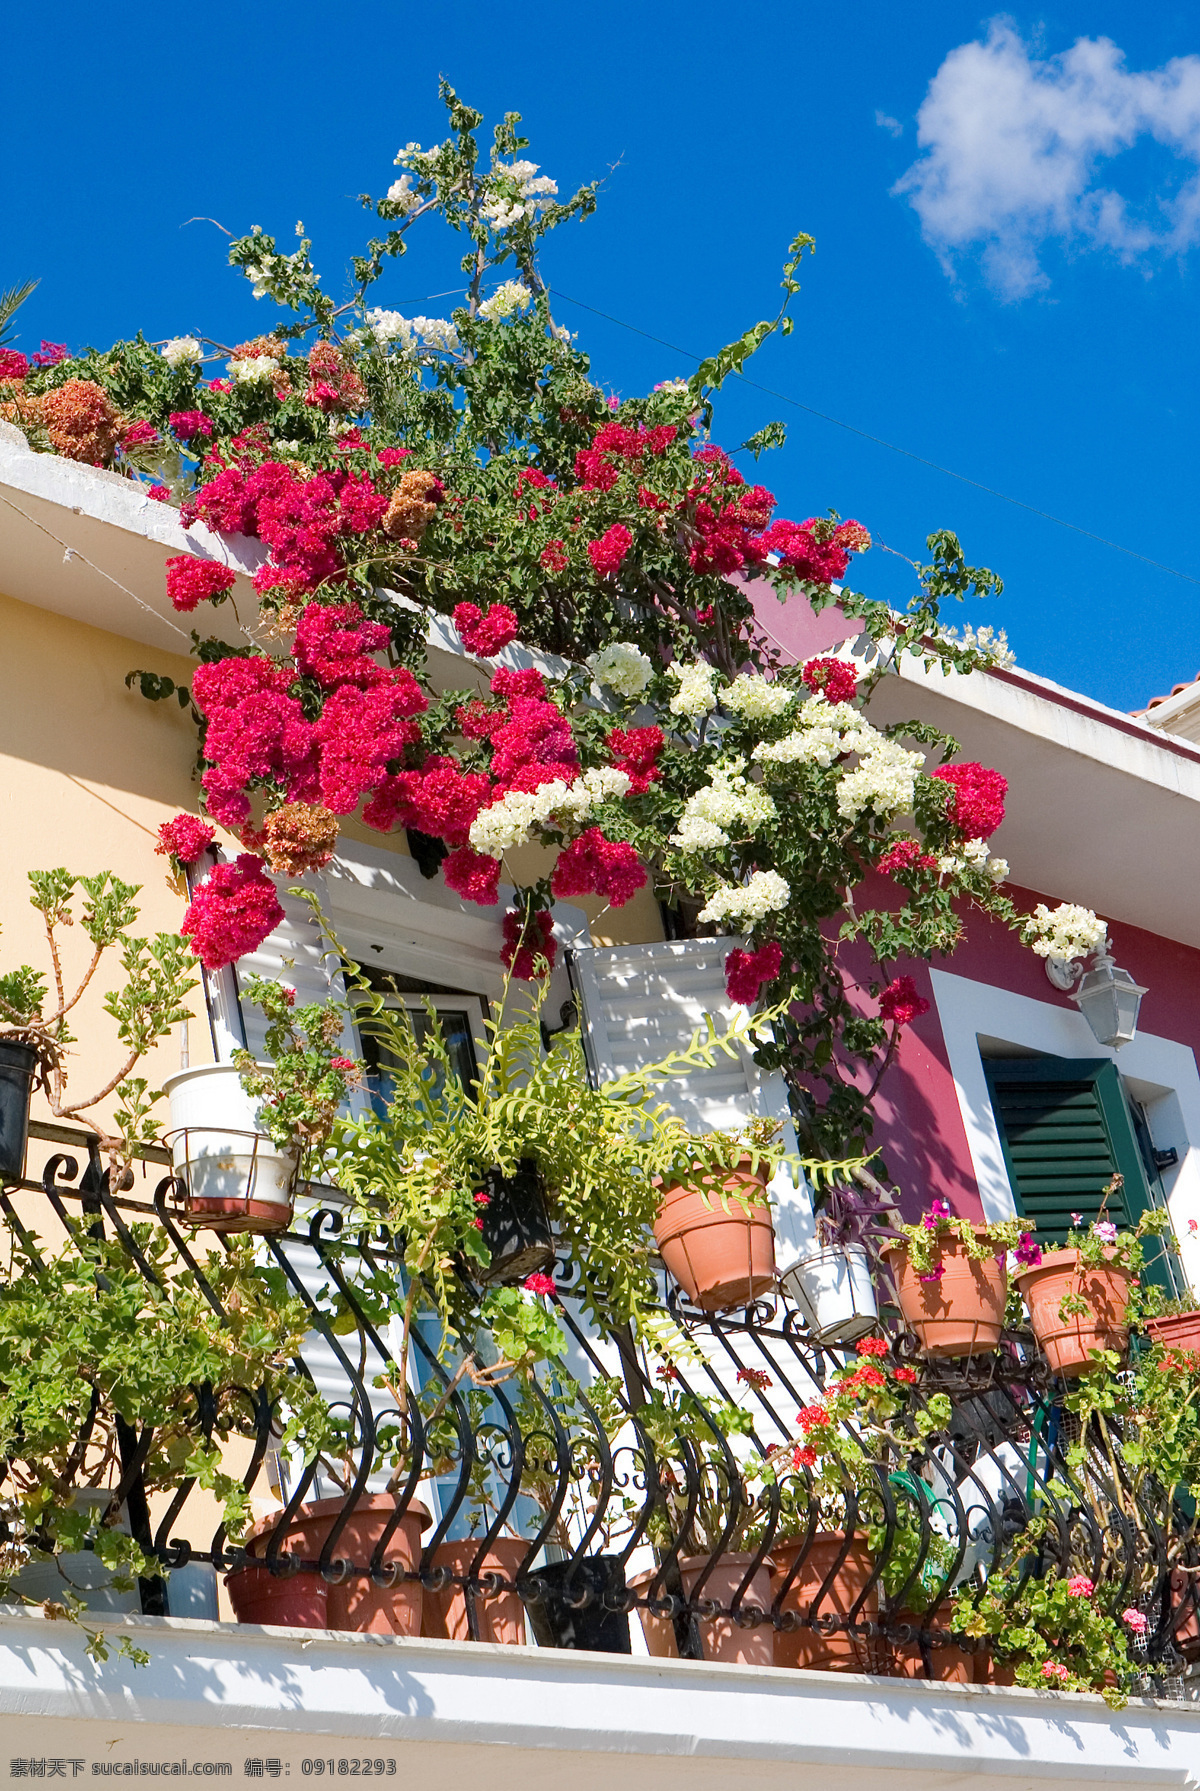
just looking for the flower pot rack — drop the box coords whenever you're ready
[3,1122,1196,1689]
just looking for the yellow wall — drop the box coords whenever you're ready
[0,584,662,1144]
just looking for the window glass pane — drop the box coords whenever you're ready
[361,1002,478,1114]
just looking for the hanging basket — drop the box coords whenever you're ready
[884,1227,1007,1359]
[0,1040,39,1185]
[653,1157,776,1313]
[476,1160,555,1285]
[1016,1248,1132,1377]
[163,1064,299,1235]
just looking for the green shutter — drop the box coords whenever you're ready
[984,1056,1175,1290]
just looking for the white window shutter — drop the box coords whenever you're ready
[569,938,817,1277]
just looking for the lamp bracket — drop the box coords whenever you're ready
[1045,955,1084,992]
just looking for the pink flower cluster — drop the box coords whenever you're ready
[165,555,237,613]
[685,447,775,576]
[488,666,579,789]
[930,762,1007,839]
[753,516,869,584]
[180,854,285,970]
[155,813,216,864]
[121,420,158,449]
[587,523,632,578]
[550,828,646,907]
[502,908,557,980]
[191,602,426,828]
[605,726,663,794]
[802,656,858,703]
[442,844,502,906]
[452,602,520,656]
[879,975,929,1027]
[0,349,28,382]
[364,756,491,844]
[169,410,214,441]
[877,837,938,878]
[724,941,783,1004]
[182,460,390,596]
[31,342,69,367]
[303,342,367,414]
[574,420,678,491]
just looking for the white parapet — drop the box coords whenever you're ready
[0,1608,1194,1791]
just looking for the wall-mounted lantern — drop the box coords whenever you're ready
[1045,935,1147,1049]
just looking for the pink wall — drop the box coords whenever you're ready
[741,577,1200,1218]
[867,888,1200,1222]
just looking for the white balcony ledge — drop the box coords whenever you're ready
[0,1608,1195,1791]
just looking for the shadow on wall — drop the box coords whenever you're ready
[0,587,201,811]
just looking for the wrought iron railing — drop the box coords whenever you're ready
[1,1126,1197,1689]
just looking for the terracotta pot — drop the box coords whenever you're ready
[1144,1311,1200,1355]
[884,1228,1007,1359]
[242,1495,431,1635]
[421,1537,529,1644]
[972,1652,1016,1686]
[770,1532,882,1673]
[1016,1249,1132,1377]
[630,1554,774,1665]
[1170,1566,1200,1662]
[886,1603,970,1681]
[225,1561,328,1629]
[653,1161,775,1313]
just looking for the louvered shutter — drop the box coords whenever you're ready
[984,1057,1171,1284]
[569,938,817,1276]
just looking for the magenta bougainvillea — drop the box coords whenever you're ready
[878,976,930,1027]
[801,655,859,704]
[502,908,557,981]
[930,762,1008,839]
[155,814,216,865]
[724,941,783,1005]
[452,602,520,657]
[164,555,237,613]
[549,828,646,907]
[180,854,285,969]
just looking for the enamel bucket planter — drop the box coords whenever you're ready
[162,1063,299,1235]
[784,1244,878,1344]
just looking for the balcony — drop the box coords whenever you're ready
[0,1125,1197,1788]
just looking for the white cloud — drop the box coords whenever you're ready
[895,20,1200,297]
[875,110,903,138]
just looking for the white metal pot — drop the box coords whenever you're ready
[162,1063,299,1234]
[13,1489,140,1615]
[783,1244,878,1343]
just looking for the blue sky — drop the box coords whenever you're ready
[6,2,1200,712]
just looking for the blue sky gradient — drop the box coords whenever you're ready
[5,2,1200,711]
